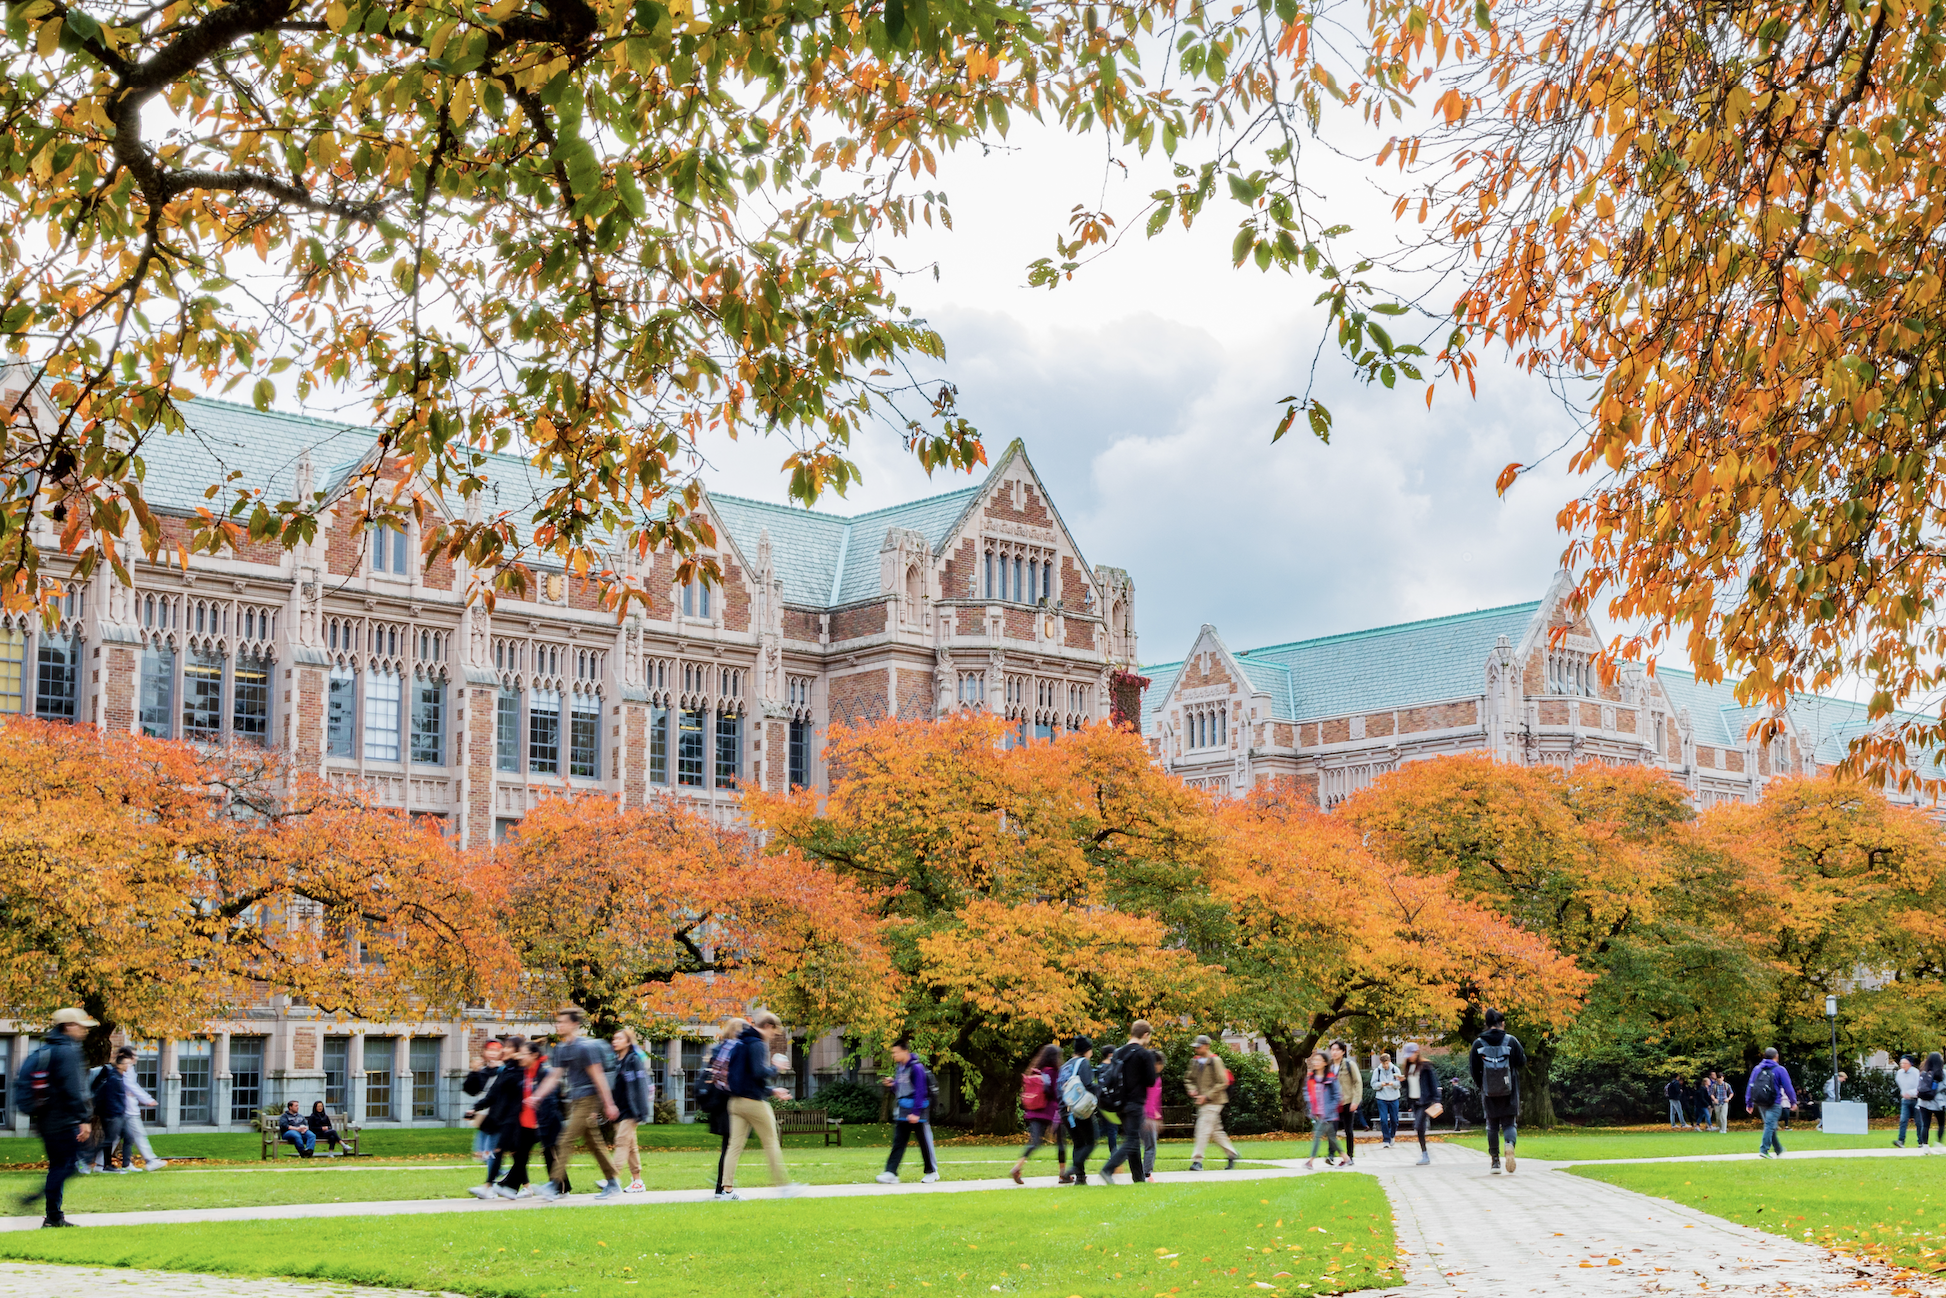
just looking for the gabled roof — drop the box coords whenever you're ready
[709,485,982,608]
[1646,669,1748,749]
[135,398,375,515]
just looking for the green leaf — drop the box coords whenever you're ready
[252,379,275,412]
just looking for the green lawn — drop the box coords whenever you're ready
[4,1138,1295,1216]
[0,1174,1401,1296]
[1572,1158,1946,1274]
[1451,1128,1893,1163]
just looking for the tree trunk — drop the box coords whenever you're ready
[969,1058,1024,1136]
[1265,1034,1309,1132]
[1518,1037,1557,1129]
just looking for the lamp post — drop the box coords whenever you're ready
[1826,994,1839,1105]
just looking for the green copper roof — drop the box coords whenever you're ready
[710,485,982,609]
[134,398,377,515]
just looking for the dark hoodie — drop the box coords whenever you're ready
[726,1025,775,1100]
[1468,1027,1527,1120]
[34,1031,89,1132]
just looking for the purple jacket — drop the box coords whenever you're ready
[1745,1060,1797,1110]
[893,1055,931,1120]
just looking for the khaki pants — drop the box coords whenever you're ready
[724,1097,789,1188]
[552,1096,618,1186]
[1192,1102,1238,1162]
[613,1118,642,1179]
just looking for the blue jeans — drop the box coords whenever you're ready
[1377,1098,1400,1142]
[1759,1104,1785,1154]
[1668,1100,1687,1127]
[281,1129,316,1155]
[1900,1097,1918,1143]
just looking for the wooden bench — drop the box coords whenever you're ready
[1159,1104,1198,1138]
[774,1107,843,1146]
[259,1111,361,1159]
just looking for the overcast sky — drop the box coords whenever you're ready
[698,114,1596,670]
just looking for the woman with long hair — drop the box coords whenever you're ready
[1919,1052,1946,1147]
[1008,1042,1067,1184]
[610,1026,654,1193]
[490,1038,549,1199]
[704,1018,748,1199]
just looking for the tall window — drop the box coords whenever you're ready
[649,705,669,784]
[232,652,270,744]
[229,1036,266,1121]
[677,708,705,786]
[133,1042,159,1120]
[363,668,401,760]
[0,628,23,714]
[984,553,994,600]
[495,689,520,772]
[139,647,175,738]
[327,666,357,756]
[789,719,810,789]
[409,1039,440,1118]
[715,711,741,789]
[1013,556,1023,602]
[34,632,77,721]
[181,648,224,742]
[363,1037,394,1120]
[682,581,711,618]
[410,679,445,765]
[1026,561,1037,605]
[178,1038,213,1124]
[323,1037,349,1110]
[529,689,560,775]
[569,696,599,779]
[371,523,409,575]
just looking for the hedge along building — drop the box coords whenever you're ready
[0,380,1138,1131]
[1142,570,1936,811]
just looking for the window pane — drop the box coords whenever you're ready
[0,628,25,715]
[232,653,270,745]
[649,705,669,785]
[133,1042,159,1121]
[682,583,693,617]
[327,666,357,756]
[569,697,599,779]
[411,679,445,765]
[1013,557,1022,602]
[528,689,560,775]
[364,1037,394,1120]
[179,1038,213,1124]
[371,525,387,573]
[495,689,520,772]
[393,526,408,574]
[323,1037,349,1110]
[182,648,224,742]
[789,719,809,789]
[34,632,77,721]
[229,1036,266,1121]
[677,708,705,786]
[409,1039,440,1118]
[139,647,175,739]
[715,711,741,789]
[984,554,992,600]
[363,669,401,761]
[700,584,711,617]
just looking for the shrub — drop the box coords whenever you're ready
[652,1099,679,1125]
[801,1079,884,1125]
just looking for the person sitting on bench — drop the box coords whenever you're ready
[278,1101,316,1157]
[307,1102,342,1154]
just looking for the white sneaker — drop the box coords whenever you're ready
[515,1186,538,1198]
[625,1179,645,1193]
[1505,1153,1517,1174]
[535,1184,562,1201]
[594,1181,623,1200]
[713,1190,741,1201]
[148,1159,168,1170]
[921,1172,940,1184]
[493,1186,519,1200]
[468,1185,496,1200]
[874,1172,900,1185]
[1415,1153,1431,1166]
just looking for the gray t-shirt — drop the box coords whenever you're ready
[552,1038,608,1102]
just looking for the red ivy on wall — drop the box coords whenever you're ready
[1108,668,1151,731]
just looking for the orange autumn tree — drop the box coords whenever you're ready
[747,713,1228,1133]
[1338,754,1764,1124]
[1697,776,1946,1068]
[472,795,899,1041]
[1211,783,1589,1128]
[0,717,511,1062]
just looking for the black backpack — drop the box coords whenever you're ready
[1478,1039,1514,1098]
[11,1045,51,1119]
[1750,1064,1779,1106]
[1095,1044,1132,1111]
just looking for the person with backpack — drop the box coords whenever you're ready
[1399,1042,1442,1166]
[699,1017,746,1199]
[1140,1045,1165,1178]
[1371,1052,1402,1149]
[529,1007,623,1201]
[86,1052,128,1173]
[1916,1052,1946,1148]
[1097,1021,1159,1185]
[1746,1046,1799,1158]
[14,1008,95,1228]
[466,1044,525,1197]
[718,1010,797,1198]
[491,1038,550,1198]
[1329,1040,1363,1166]
[609,1027,655,1193]
[1059,1036,1102,1185]
[875,1039,940,1184]
[1185,1035,1239,1172]
[461,1037,506,1176]
[1664,1076,1689,1128]
[1008,1043,1067,1184]
[1468,1009,1527,1175]
[1302,1052,1341,1169]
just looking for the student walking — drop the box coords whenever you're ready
[718,1011,796,1199]
[85,1053,128,1173]
[530,1008,623,1201]
[1665,1076,1690,1128]
[1302,1053,1341,1169]
[1329,1041,1363,1166]
[610,1028,655,1193]
[1747,1047,1799,1158]
[1707,1072,1731,1133]
[1399,1043,1443,1166]
[1918,1052,1946,1148]
[875,1040,940,1184]
[14,1008,95,1228]
[1895,1056,1923,1147]
[1098,1021,1159,1185]
[700,1018,746,1199]
[1185,1036,1240,1171]
[1468,1009,1526,1175]
[466,1045,525,1197]
[462,1037,506,1175]
[1060,1037,1102,1185]
[1009,1043,1068,1184]
[1372,1053,1402,1149]
[108,1049,164,1171]
[1140,1046,1164,1178]
[492,1038,550,1198]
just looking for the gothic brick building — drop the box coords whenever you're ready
[0,384,1136,1131]
[1142,570,1923,811]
